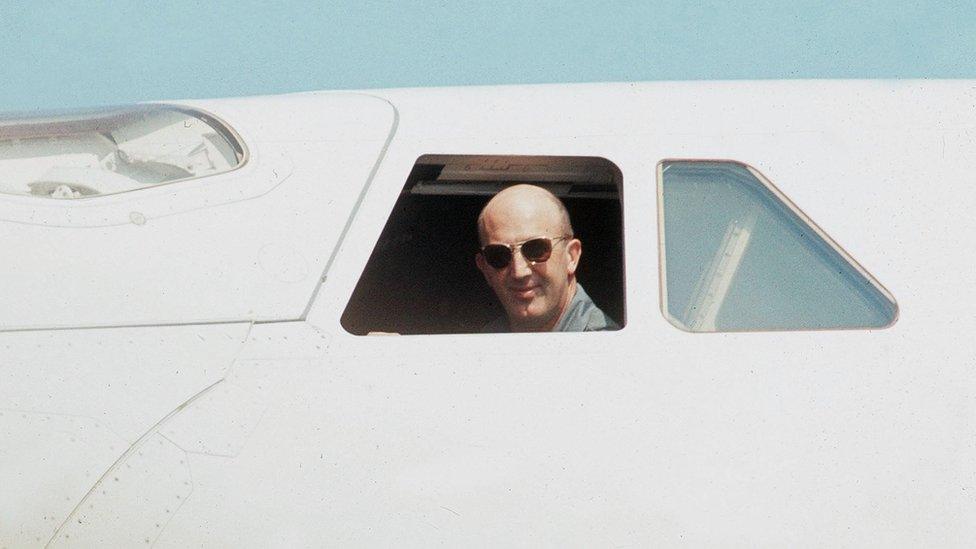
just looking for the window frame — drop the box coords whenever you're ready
[656,158,899,333]
[0,103,248,201]
[340,153,628,336]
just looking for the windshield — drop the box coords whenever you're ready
[0,105,244,199]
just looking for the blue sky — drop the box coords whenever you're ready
[1,1,972,111]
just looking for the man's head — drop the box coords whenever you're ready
[476,184,582,332]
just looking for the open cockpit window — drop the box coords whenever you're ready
[0,105,244,199]
[658,160,897,332]
[342,155,625,335]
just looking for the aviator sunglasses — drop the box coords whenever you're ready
[480,236,572,270]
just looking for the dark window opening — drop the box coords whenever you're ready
[342,154,625,335]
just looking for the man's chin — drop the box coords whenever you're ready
[505,302,551,328]
[507,301,539,319]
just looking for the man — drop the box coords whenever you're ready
[475,184,618,332]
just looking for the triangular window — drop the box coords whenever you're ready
[658,161,896,332]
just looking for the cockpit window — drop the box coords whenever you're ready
[342,155,625,335]
[658,160,897,332]
[0,105,244,199]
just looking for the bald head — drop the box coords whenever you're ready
[477,184,573,246]
[475,184,582,332]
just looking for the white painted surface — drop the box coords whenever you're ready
[1,413,125,546]
[1,81,974,546]
[0,323,249,547]
[0,93,396,330]
[49,433,193,548]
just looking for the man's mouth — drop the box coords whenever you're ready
[509,285,538,300]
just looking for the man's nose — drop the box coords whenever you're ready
[510,248,533,278]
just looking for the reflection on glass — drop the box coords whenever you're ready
[660,161,896,332]
[0,105,243,199]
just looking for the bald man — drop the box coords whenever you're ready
[475,184,618,332]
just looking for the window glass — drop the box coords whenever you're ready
[659,161,896,332]
[0,105,244,199]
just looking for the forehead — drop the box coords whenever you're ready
[482,197,560,243]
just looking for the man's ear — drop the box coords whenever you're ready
[566,239,582,275]
[475,252,490,280]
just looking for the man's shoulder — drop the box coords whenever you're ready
[581,306,620,332]
[557,284,619,332]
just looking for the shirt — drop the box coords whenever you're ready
[482,283,619,332]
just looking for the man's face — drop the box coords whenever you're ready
[476,196,581,332]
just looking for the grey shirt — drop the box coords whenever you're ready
[483,283,619,332]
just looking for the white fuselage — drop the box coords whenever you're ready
[1,81,974,547]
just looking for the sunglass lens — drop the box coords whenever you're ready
[483,245,512,269]
[521,238,553,262]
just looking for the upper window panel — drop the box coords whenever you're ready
[658,161,897,332]
[0,105,244,199]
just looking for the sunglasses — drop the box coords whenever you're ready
[480,236,572,270]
